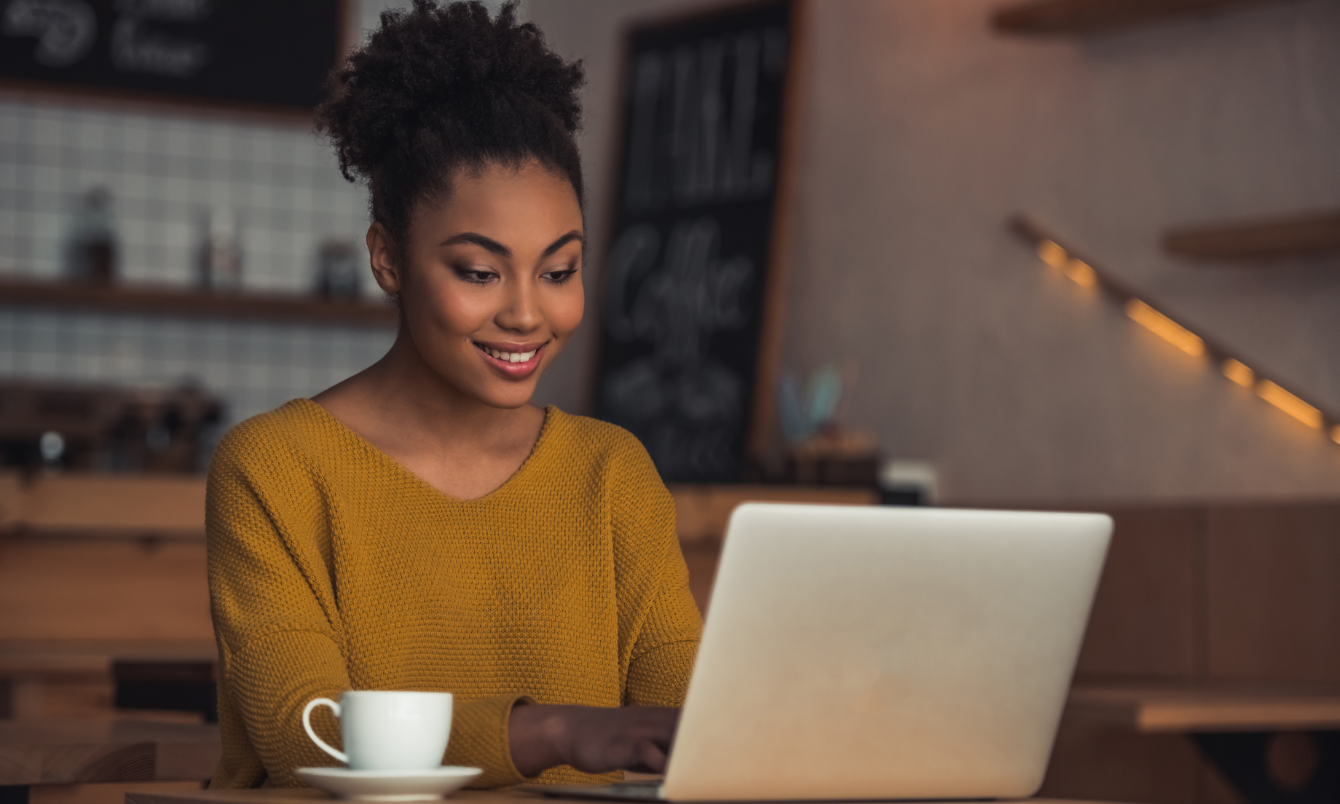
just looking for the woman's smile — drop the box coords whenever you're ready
[474,339,548,378]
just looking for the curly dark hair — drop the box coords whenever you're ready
[315,0,585,264]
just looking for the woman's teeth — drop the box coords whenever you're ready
[482,346,537,363]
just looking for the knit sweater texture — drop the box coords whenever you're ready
[206,400,702,790]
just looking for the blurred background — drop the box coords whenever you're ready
[0,0,1336,499]
[1,1,1339,802]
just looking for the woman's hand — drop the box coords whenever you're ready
[508,704,680,778]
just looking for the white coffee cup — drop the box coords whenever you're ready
[302,690,453,771]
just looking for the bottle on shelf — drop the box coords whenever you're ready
[66,186,118,285]
[315,238,361,301]
[198,206,243,292]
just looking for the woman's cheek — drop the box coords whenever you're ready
[431,287,493,336]
[551,282,585,338]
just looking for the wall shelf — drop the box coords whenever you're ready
[990,0,1296,35]
[0,277,397,329]
[1165,211,1340,261]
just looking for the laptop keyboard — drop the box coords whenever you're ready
[600,780,665,799]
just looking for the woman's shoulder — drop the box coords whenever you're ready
[543,407,652,465]
[210,399,342,477]
[538,408,668,500]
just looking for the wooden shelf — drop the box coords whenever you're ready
[0,277,397,328]
[1165,210,1340,260]
[991,0,1296,35]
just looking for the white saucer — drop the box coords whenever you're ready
[296,766,483,801]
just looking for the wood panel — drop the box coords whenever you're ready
[0,471,22,528]
[1206,503,1340,683]
[31,781,207,804]
[669,484,876,544]
[0,540,212,641]
[1073,508,1206,680]
[17,476,206,538]
[0,721,218,786]
[1039,715,1205,804]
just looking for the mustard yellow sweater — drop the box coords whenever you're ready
[206,400,702,789]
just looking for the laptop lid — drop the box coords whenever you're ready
[662,504,1112,802]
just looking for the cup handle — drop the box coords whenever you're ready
[302,697,348,764]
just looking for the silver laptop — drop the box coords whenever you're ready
[537,503,1112,801]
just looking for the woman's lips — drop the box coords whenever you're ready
[474,341,546,378]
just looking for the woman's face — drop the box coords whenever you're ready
[369,160,585,410]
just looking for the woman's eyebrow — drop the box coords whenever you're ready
[440,232,510,257]
[439,230,583,259]
[542,230,584,258]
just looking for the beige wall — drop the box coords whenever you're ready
[528,0,1340,503]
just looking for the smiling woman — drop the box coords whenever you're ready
[203,0,701,793]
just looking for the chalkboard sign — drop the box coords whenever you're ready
[0,0,341,112]
[594,0,799,483]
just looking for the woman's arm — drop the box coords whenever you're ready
[207,430,532,789]
[501,432,703,778]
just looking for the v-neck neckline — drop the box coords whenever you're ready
[296,398,558,505]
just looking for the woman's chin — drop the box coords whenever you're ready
[472,380,542,411]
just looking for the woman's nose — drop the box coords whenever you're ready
[496,281,543,333]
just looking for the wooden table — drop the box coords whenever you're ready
[125,787,1122,804]
[0,719,219,804]
[1068,683,1340,804]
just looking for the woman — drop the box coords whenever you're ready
[206,1,701,790]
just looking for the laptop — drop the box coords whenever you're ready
[536,503,1112,801]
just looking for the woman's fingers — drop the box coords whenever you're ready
[634,737,668,773]
[510,704,681,776]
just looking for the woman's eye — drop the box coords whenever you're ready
[453,266,497,284]
[545,268,578,284]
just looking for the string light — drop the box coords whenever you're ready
[1038,239,1067,269]
[1256,381,1323,430]
[1124,299,1205,357]
[1064,259,1097,288]
[1014,216,1339,446]
[1222,359,1255,387]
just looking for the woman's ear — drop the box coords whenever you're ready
[366,222,402,295]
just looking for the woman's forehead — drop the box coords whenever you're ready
[416,162,583,250]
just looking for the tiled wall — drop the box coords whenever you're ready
[0,307,394,433]
[0,0,445,435]
[0,102,372,290]
[0,96,394,429]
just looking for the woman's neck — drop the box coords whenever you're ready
[311,331,547,500]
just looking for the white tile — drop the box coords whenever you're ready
[31,163,59,193]
[162,175,190,206]
[32,116,59,148]
[121,171,149,203]
[291,184,315,216]
[0,112,18,146]
[164,121,191,158]
[122,117,151,156]
[75,118,107,151]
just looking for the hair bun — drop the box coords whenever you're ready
[317,0,584,185]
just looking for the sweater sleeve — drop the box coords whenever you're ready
[606,435,703,708]
[206,427,530,790]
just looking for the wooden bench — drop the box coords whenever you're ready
[0,473,211,720]
[1035,501,1340,804]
